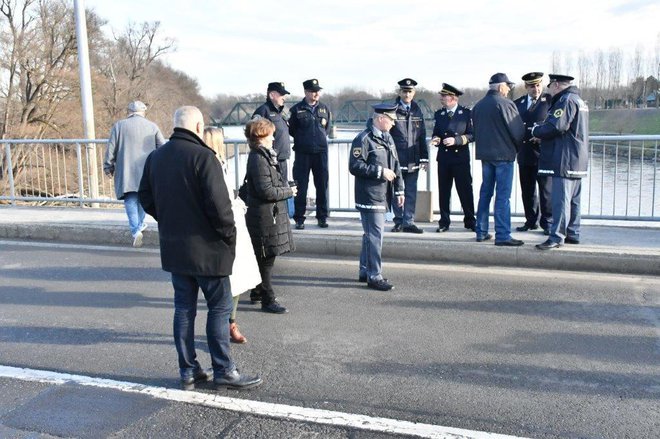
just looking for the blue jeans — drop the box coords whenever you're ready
[392,171,418,226]
[123,192,145,236]
[171,273,234,380]
[359,210,385,282]
[476,161,514,242]
[549,177,582,243]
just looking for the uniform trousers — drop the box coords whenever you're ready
[358,210,385,282]
[292,152,328,223]
[392,171,418,226]
[437,161,475,228]
[549,177,581,243]
[518,165,553,230]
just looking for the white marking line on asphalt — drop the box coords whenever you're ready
[0,365,525,439]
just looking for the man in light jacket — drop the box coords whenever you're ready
[471,73,526,246]
[104,101,165,247]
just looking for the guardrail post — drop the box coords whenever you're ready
[4,142,15,205]
[75,142,85,208]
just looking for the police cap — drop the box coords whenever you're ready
[302,78,322,92]
[439,83,463,96]
[521,72,544,85]
[548,73,574,84]
[372,103,398,121]
[398,78,417,90]
[267,82,290,95]
[489,72,515,87]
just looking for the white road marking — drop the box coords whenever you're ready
[0,365,525,439]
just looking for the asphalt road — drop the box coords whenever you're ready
[1,241,659,438]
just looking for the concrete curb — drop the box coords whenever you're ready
[1,222,658,276]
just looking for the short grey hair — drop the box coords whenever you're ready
[489,83,503,91]
[173,106,203,131]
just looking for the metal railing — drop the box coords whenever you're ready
[1,135,659,221]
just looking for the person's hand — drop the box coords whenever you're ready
[530,137,541,143]
[442,137,456,146]
[430,137,441,147]
[382,168,396,181]
[290,186,298,197]
[397,195,404,207]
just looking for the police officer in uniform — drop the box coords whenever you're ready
[514,72,552,233]
[289,79,333,229]
[531,74,589,250]
[252,82,291,180]
[390,78,427,233]
[349,104,404,291]
[430,83,475,232]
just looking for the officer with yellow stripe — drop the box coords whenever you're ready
[430,83,475,232]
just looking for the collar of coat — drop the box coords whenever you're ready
[171,127,207,146]
[266,99,284,114]
[252,145,278,165]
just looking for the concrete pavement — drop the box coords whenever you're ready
[1,205,659,275]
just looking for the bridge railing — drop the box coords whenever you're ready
[1,135,658,221]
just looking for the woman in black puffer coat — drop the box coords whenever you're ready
[244,118,296,314]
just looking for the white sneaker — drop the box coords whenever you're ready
[132,231,143,248]
[139,223,148,233]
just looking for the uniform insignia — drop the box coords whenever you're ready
[441,111,446,115]
[458,110,463,115]
[319,108,326,114]
[541,97,547,102]
[313,79,318,84]
[352,147,361,158]
[553,109,564,118]
[321,118,327,127]
[406,79,411,85]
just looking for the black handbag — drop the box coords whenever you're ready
[237,175,249,202]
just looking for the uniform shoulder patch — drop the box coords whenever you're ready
[553,109,564,118]
[352,147,362,158]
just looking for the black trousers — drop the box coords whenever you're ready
[278,159,289,182]
[437,161,475,228]
[256,255,276,304]
[519,165,552,230]
[292,152,328,223]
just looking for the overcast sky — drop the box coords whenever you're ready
[84,0,660,98]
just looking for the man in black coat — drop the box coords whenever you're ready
[139,106,261,391]
[252,82,291,180]
[514,72,552,233]
[431,83,475,233]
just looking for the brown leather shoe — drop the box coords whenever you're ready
[230,322,247,344]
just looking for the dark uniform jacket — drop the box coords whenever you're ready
[252,100,291,161]
[432,105,474,164]
[514,93,551,166]
[139,128,236,276]
[472,90,525,161]
[533,86,589,179]
[288,99,332,154]
[244,145,295,258]
[390,98,428,172]
[349,123,404,212]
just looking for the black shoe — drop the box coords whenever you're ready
[495,238,524,247]
[181,368,212,390]
[249,287,262,304]
[465,225,476,232]
[214,369,262,390]
[436,226,449,233]
[317,219,328,228]
[564,237,580,244]
[476,233,492,242]
[295,221,305,230]
[358,274,367,282]
[391,224,402,232]
[516,224,539,232]
[402,224,423,234]
[367,279,394,291]
[261,301,288,314]
[536,239,562,250]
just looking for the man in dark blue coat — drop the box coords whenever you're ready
[514,72,552,233]
[252,82,291,180]
[389,78,427,233]
[139,106,261,391]
[531,74,589,250]
[431,83,475,233]
[289,78,333,229]
[350,104,404,291]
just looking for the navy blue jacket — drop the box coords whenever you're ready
[432,105,473,165]
[252,99,291,161]
[532,86,589,179]
[472,90,525,161]
[288,99,332,154]
[514,93,551,166]
[390,98,428,172]
[349,123,404,212]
